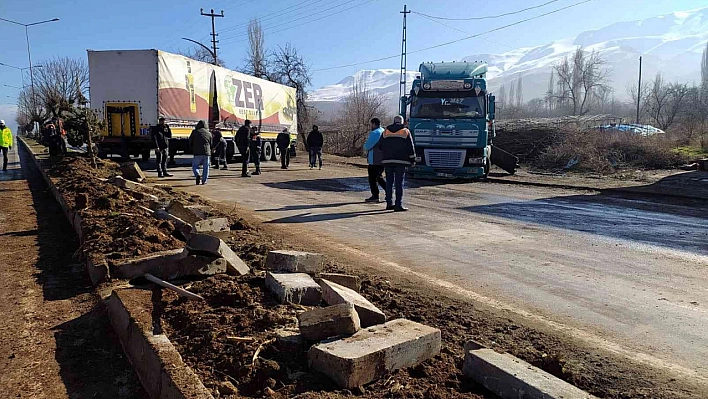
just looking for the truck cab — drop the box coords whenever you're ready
[402,61,497,179]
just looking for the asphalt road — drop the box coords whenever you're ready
[148,155,708,379]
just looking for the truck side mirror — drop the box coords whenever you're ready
[488,95,496,120]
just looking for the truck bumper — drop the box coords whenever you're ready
[408,165,486,179]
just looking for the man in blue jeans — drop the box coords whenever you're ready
[379,115,416,212]
[189,120,212,185]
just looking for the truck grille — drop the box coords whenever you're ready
[424,149,466,168]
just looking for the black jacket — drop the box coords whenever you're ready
[306,130,323,148]
[235,125,250,148]
[189,122,212,156]
[276,132,291,149]
[150,124,172,150]
[379,123,416,166]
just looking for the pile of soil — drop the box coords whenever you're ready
[46,156,184,262]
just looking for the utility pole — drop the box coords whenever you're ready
[636,56,642,125]
[399,5,411,104]
[200,8,224,65]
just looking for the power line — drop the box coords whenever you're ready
[412,0,563,21]
[220,0,373,43]
[415,11,523,52]
[219,0,328,34]
[312,0,594,72]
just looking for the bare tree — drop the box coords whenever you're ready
[497,84,507,117]
[270,43,312,147]
[244,19,268,79]
[645,73,690,131]
[176,46,226,67]
[333,76,386,155]
[626,81,650,122]
[701,43,708,96]
[515,75,524,108]
[16,88,46,126]
[32,57,89,119]
[554,47,611,115]
[545,71,555,114]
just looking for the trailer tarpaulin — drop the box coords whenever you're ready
[158,51,212,122]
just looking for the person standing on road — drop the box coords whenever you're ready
[276,127,292,169]
[0,120,12,172]
[379,115,415,212]
[211,127,228,170]
[363,118,387,203]
[249,126,262,175]
[150,117,173,177]
[189,120,212,185]
[306,125,323,169]
[235,120,251,177]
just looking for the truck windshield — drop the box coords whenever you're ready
[410,95,485,119]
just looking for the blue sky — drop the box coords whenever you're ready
[1,0,706,125]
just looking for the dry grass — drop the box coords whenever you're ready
[532,130,689,173]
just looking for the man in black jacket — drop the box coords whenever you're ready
[189,120,212,185]
[306,125,324,169]
[235,120,251,177]
[379,115,415,212]
[150,117,173,177]
[276,127,292,169]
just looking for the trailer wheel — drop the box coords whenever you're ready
[261,142,272,162]
[141,149,151,162]
[273,145,281,161]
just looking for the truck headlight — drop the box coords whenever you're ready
[464,82,472,89]
[468,157,484,165]
[423,82,431,90]
[415,156,422,162]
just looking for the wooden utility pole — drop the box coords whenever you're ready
[399,5,411,103]
[200,8,224,65]
[636,56,642,125]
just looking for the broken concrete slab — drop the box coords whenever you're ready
[462,348,598,399]
[274,328,305,350]
[154,209,194,239]
[111,248,188,280]
[266,250,323,274]
[187,233,250,276]
[193,217,230,234]
[167,201,207,225]
[308,319,441,389]
[319,273,361,292]
[298,303,360,341]
[265,272,322,306]
[125,188,159,203]
[319,279,385,328]
[111,175,148,191]
[120,161,147,182]
[177,255,227,277]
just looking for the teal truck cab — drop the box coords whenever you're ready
[402,61,516,179]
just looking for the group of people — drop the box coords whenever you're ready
[152,115,415,211]
[363,115,416,212]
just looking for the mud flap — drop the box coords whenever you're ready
[491,145,519,175]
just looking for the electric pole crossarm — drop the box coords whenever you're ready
[200,8,224,65]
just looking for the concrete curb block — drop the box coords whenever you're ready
[107,289,214,399]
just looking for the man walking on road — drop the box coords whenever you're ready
[306,125,323,169]
[379,115,415,212]
[0,120,13,172]
[363,118,386,203]
[150,117,173,177]
[250,126,262,175]
[277,127,292,169]
[189,120,212,185]
[235,120,251,177]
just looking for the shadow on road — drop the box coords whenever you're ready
[265,208,391,224]
[263,176,371,192]
[258,201,363,212]
[462,193,708,256]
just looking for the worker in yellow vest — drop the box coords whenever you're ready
[0,120,13,172]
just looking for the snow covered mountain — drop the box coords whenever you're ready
[310,7,708,113]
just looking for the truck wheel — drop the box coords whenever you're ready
[226,141,236,163]
[141,149,151,162]
[261,142,272,162]
[273,145,281,161]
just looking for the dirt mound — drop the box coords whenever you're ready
[46,155,183,263]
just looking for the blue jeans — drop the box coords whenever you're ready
[309,147,322,167]
[192,155,210,184]
[385,165,406,207]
